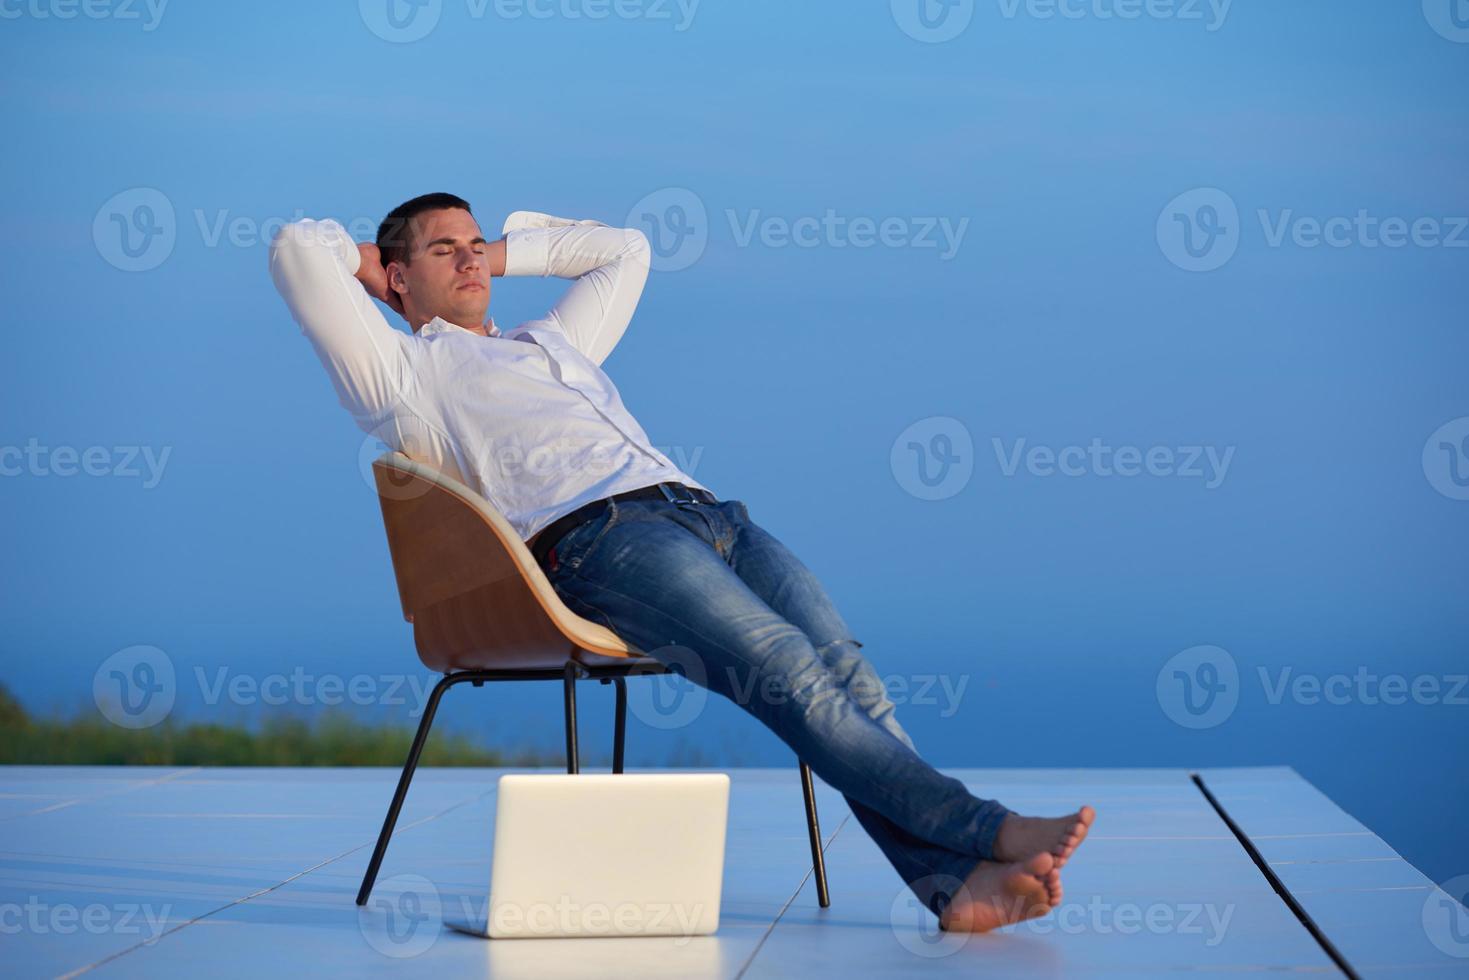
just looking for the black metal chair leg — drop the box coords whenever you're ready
[356,673,456,906]
[563,661,580,774]
[612,676,627,773]
[356,663,835,912]
[799,760,830,908]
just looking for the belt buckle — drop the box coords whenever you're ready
[658,482,700,505]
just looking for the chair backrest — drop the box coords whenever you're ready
[371,451,640,672]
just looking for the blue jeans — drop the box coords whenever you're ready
[540,493,1013,918]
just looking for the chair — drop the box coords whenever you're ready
[355,451,831,908]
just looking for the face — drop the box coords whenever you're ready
[387,208,491,330]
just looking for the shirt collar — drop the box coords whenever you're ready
[418,316,503,340]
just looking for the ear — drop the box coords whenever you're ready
[387,260,408,296]
[382,260,408,316]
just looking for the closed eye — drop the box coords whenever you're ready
[425,235,488,256]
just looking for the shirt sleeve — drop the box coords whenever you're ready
[268,218,412,424]
[499,210,652,367]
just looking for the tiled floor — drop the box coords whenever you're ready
[0,765,1463,978]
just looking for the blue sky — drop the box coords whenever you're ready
[2,1,1466,885]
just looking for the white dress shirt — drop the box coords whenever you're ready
[268,210,710,542]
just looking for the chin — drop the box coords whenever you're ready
[451,305,489,327]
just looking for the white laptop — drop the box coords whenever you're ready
[445,772,729,940]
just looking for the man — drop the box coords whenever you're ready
[269,192,1094,932]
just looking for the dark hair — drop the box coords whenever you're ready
[375,192,473,267]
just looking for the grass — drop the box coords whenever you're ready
[0,683,559,767]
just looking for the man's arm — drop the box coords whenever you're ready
[268,218,413,423]
[500,211,652,366]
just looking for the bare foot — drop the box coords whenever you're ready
[995,805,1095,869]
[938,852,1055,933]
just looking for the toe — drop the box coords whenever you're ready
[1021,851,1055,877]
[1044,870,1062,897]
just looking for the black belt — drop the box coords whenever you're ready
[530,481,718,573]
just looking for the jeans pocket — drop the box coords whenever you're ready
[552,499,620,574]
